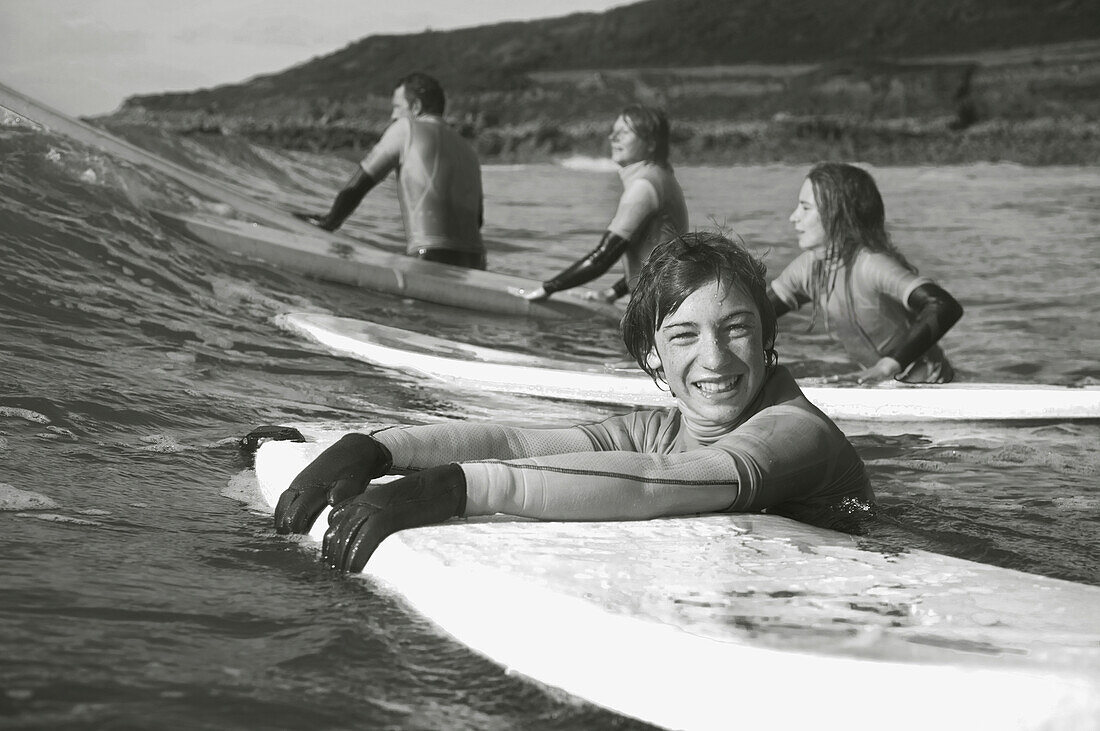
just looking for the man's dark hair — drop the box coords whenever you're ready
[397,72,445,115]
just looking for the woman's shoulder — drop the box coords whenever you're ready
[772,249,817,281]
[852,247,909,270]
[622,160,678,186]
[850,247,928,292]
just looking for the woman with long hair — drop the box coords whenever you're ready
[769,162,963,383]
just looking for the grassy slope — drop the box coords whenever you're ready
[101,0,1100,165]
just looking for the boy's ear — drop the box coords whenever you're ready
[645,349,662,372]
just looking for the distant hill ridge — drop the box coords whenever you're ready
[104,0,1100,165]
[119,0,1098,112]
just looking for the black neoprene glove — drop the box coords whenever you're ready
[274,433,393,535]
[322,463,467,573]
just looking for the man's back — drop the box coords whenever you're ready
[387,116,484,256]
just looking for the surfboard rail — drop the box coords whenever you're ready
[278,312,1100,422]
[152,211,621,320]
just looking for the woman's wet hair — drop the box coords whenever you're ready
[396,72,446,115]
[621,231,776,383]
[807,162,915,273]
[619,105,672,168]
[805,162,915,327]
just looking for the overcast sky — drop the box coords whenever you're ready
[1,0,629,116]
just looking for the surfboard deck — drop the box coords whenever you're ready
[279,312,1100,422]
[251,427,1100,730]
[0,82,619,321]
[152,211,620,320]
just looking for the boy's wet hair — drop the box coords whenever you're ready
[396,72,446,115]
[619,105,671,168]
[621,231,776,383]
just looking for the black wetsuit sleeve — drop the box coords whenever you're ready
[611,277,630,300]
[767,284,810,318]
[884,283,964,368]
[319,169,377,231]
[543,231,631,295]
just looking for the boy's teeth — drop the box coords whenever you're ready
[696,378,736,394]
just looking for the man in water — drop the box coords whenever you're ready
[300,72,486,269]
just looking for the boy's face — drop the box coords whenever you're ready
[650,278,767,428]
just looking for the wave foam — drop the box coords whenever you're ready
[557,155,618,172]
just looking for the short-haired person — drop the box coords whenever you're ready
[770,162,963,383]
[517,105,689,302]
[271,232,873,573]
[300,72,486,269]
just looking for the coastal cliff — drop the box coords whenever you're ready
[98,0,1100,165]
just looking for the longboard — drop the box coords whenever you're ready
[152,211,620,320]
[252,427,1100,730]
[0,81,619,321]
[279,312,1100,421]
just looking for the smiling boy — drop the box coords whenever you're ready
[272,232,873,572]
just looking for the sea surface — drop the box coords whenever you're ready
[1,115,1099,729]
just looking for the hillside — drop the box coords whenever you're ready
[100,0,1100,165]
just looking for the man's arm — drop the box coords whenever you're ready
[304,119,407,231]
[520,179,656,301]
[521,230,633,301]
[310,169,377,232]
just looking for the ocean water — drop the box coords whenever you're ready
[1,117,1099,729]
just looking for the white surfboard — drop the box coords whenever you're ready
[252,427,1100,730]
[153,211,619,320]
[279,312,1100,422]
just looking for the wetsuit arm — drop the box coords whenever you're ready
[371,422,597,470]
[883,283,963,369]
[542,231,632,295]
[461,448,741,520]
[314,169,377,231]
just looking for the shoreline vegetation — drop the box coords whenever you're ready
[104,113,1100,167]
[97,1,1100,167]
